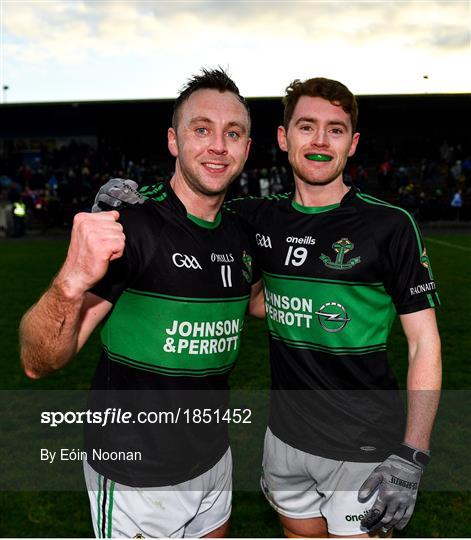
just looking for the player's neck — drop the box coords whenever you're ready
[293,177,349,208]
[170,174,224,222]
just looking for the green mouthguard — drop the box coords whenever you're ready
[307,154,332,162]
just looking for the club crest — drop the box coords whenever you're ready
[320,238,361,270]
[420,248,434,280]
[242,251,253,283]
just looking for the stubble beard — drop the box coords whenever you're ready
[292,163,343,188]
[180,162,233,198]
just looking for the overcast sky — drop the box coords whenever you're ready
[1,0,470,103]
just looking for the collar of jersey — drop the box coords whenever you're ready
[291,200,340,214]
[291,184,359,214]
[187,212,222,229]
[162,181,222,229]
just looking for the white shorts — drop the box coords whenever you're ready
[261,428,381,536]
[84,448,232,538]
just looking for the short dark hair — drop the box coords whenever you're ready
[283,77,358,132]
[172,67,251,132]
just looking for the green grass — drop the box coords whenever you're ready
[0,234,469,537]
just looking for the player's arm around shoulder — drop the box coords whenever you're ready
[249,279,265,318]
[19,210,125,379]
[224,194,276,227]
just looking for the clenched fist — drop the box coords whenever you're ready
[56,211,125,298]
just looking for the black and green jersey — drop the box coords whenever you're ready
[85,182,258,486]
[227,186,439,462]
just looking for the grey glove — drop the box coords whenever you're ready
[92,178,145,213]
[358,443,430,533]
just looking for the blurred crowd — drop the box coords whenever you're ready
[0,138,470,237]
[369,140,470,222]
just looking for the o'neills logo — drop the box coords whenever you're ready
[286,235,316,245]
[345,510,370,522]
[211,253,234,263]
[410,281,436,295]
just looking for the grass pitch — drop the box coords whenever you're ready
[0,233,469,537]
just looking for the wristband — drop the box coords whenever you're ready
[395,443,431,469]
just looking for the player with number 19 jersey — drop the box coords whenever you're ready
[226,186,439,462]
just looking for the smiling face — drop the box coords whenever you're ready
[278,96,359,188]
[168,89,251,197]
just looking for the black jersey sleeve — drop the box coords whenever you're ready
[386,212,439,314]
[90,204,164,303]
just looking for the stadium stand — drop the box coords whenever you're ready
[0,94,470,234]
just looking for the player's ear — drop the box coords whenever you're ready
[244,138,252,161]
[277,125,288,152]
[168,127,178,158]
[348,132,360,157]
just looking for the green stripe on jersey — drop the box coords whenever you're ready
[269,331,387,353]
[263,273,395,351]
[291,200,340,214]
[356,193,438,283]
[263,270,383,287]
[270,332,386,355]
[101,290,248,373]
[187,212,222,229]
[356,193,424,256]
[127,288,249,303]
[105,347,235,377]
